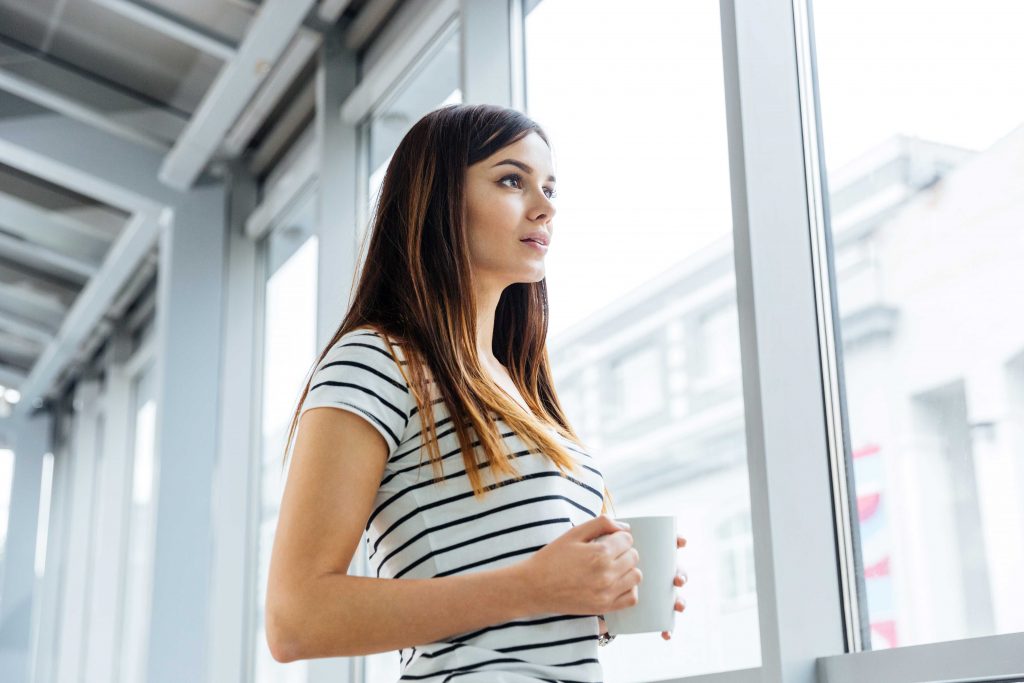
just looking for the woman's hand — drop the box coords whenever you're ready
[518,515,641,618]
[596,534,688,640]
[661,534,688,640]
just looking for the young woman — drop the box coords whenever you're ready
[265,103,687,681]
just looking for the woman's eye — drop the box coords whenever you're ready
[500,174,556,199]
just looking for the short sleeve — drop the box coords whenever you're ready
[300,329,414,459]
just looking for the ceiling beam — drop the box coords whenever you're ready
[0,106,184,212]
[222,29,320,156]
[0,363,26,390]
[249,78,315,174]
[344,0,401,51]
[0,310,56,346]
[14,212,160,413]
[158,0,318,190]
[89,0,238,61]
[0,190,112,260]
[318,0,354,23]
[0,37,187,149]
[0,230,99,282]
[340,0,457,125]
[0,280,67,334]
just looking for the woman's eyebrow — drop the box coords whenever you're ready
[491,158,556,183]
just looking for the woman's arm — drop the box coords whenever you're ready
[269,559,536,661]
[265,407,538,662]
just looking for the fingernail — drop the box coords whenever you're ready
[617,521,630,529]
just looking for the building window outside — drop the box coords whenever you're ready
[692,303,741,393]
[609,343,664,428]
[716,511,756,608]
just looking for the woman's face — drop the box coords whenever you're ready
[464,131,557,291]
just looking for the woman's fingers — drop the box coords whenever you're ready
[611,545,640,577]
[662,598,687,640]
[677,535,687,548]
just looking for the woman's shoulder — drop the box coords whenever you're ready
[342,324,409,346]
[327,326,408,365]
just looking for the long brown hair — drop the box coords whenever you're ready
[284,103,613,515]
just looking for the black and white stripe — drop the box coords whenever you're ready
[299,328,606,683]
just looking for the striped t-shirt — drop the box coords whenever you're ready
[299,327,606,682]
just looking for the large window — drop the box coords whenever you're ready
[526,1,758,680]
[813,0,1024,650]
[251,187,319,683]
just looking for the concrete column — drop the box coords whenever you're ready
[207,166,259,683]
[0,410,51,683]
[144,183,228,683]
[315,27,359,350]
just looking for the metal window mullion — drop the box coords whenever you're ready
[790,0,867,654]
[720,0,847,682]
[460,0,515,107]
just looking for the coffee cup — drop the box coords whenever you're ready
[601,515,677,635]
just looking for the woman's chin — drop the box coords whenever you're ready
[518,269,545,284]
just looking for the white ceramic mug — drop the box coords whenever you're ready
[601,515,677,635]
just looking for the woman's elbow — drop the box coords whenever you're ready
[265,593,303,663]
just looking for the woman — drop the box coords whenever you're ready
[265,104,687,681]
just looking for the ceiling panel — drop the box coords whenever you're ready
[0,0,255,113]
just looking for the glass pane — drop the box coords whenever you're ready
[252,189,318,683]
[363,26,462,244]
[812,0,1024,649]
[526,1,759,679]
[29,451,54,681]
[360,26,462,683]
[81,414,105,655]
[119,363,158,682]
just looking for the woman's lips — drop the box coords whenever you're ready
[520,239,548,252]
